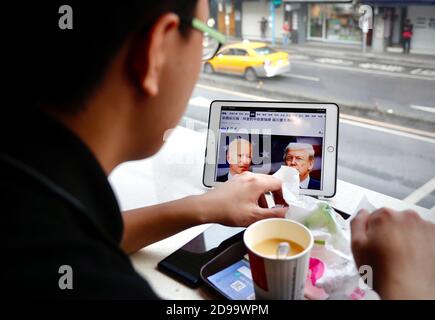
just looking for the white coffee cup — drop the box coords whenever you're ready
[244,218,314,300]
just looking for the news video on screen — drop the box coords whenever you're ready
[215,106,326,190]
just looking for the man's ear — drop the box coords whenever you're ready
[308,158,314,171]
[130,13,180,97]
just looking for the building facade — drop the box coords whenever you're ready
[210,0,243,38]
[210,0,435,54]
[306,1,363,43]
[363,0,435,54]
[238,0,363,44]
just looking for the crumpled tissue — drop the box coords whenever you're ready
[272,165,376,300]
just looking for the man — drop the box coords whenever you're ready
[283,143,320,190]
[217,138,252,182]
[282,21,290,46]
[402,19,413,54]
[260,17,268,39]
[2,1,286,299]
[2,1,434,299]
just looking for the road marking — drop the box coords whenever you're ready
[196,84,435,142]
[411,68,435,77]
[403,176,435,205]
[189,96,212,108]
[293,60,435,82]
[289,54,309,60]
[281,73,320,82]
[339,118,435,144]
[196,84,274,101]
[340,113,435,140]
[359,63,405,73]
[410,104,435,114]
[315,57,354,66]
[181,115,208,127]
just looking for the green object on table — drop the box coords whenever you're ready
[304,203,337,234]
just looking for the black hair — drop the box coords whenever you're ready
[7,1,198,114]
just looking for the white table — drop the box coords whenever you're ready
[109,126,434,300]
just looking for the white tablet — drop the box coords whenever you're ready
[203,101,339,197]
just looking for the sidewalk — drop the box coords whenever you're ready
[285,41,435,69]
[226,38,435,69]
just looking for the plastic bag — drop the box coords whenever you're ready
[273,166,369,300]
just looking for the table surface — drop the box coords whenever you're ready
[109,126,434,300]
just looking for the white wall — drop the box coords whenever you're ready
[407,6,435,54]
[242,0,285,41]
[392,6,402,45]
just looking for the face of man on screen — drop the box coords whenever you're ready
[285,148,314,182]
[227,139,252,175]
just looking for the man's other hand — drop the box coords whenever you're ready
[351,208,435,300]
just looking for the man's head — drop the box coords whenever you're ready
[20,1,208,168]
[227,138,252,175]
[283,143,315,182]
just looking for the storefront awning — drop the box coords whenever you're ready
[282,1,352,3]
[361,0,435,5]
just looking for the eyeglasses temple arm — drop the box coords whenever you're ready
[192,18,226,44]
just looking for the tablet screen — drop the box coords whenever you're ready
[215,106,326,191]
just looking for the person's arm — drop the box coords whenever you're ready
[121,172,287,254]
[351,208,435,300]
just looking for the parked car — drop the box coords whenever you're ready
[203,41,290,81]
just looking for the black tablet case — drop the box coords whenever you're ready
[157,229,245,288]
[200,240,248,300]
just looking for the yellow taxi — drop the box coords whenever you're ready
[203,41,290,81]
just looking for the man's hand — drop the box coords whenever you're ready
[198,172,288,227]
[351,208,435,300]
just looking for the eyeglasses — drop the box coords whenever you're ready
[180,17,226,61]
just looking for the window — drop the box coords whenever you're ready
[309,4,323,38]
[187,1,435,210]
[308,4,362,43]
[253,46,276,55]
[218,49,232,56]
[233,49,248,56]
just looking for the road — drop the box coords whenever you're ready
[180,85,435,211]
[200,52,435,124]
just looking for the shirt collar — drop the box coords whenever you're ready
[227,171,236,180]
[300,175,310,189]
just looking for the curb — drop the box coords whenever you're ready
[287,47,435,69]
